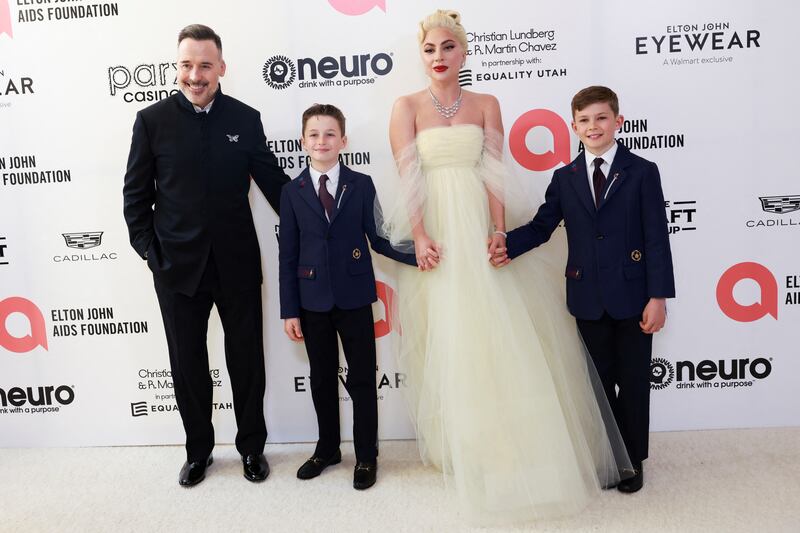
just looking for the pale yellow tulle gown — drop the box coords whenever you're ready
[382,124,630,524]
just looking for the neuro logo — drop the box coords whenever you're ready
[131,402,148,417]
[716,262,778,322]
[0,297,48,353]
[262,52,393,90]
[328,0,386,16]
[509,109,571,172]
[650,357,675,390]
[62,231,103,250]
[374,281,398,339]
[759,195,800,214]
[262,55,296,90]
[0,0,12,39]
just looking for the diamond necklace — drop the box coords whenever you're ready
[429,87,463,119]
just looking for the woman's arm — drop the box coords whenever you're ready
[389,96,439,270]
[482,95,507,261]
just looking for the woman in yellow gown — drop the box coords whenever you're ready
[381,9,632,525]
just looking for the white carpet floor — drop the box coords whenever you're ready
[1,427,798,533]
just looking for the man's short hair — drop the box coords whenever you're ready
[178,24,222,54]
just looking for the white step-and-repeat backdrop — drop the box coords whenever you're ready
[1,0,798,447]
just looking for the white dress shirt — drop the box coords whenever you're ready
[193,99,215,113]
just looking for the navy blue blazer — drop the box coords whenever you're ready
[279,164,416,318]
[507,142,675,320]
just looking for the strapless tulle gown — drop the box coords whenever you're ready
[383,124,629,524]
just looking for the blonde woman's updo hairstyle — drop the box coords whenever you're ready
[418,9,468,51]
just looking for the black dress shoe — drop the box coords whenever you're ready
[242,453,270,482]
[297,449,342,480]
[178,456,212,487]
[617,463,643,493]
[353,461,377,490]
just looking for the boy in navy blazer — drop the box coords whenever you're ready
[494,86,675,493]
[279,104,416,490]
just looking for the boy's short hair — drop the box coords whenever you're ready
[178,24,222,54]
[302,104,346,136]
[571,86,619,117]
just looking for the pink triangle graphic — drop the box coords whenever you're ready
[0,0,12,39]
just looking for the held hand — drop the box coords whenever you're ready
[487,236,510,268]
[640,298,667,334]
[284,318,304,342]
[415,233,441,271]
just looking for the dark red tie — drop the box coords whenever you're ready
[593,157,606,208]
[319,174,335,220]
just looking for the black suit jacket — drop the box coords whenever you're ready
[123,89,289,296]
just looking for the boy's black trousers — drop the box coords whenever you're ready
[577,312,653,465]
[300,304,378,463]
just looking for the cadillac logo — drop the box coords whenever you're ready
[62,232,103,249]
[759,195,800,214]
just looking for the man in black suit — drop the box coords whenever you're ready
[123,24,289,487]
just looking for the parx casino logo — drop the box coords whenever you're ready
[107,62,178,104]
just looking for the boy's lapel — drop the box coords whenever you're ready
[599,142,632,209]
[297,168,328,222]
[567,154,596,215]
[329,164,356,226]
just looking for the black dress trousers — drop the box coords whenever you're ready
[154,253,267,462]
[576,312,653,465]
[300,304,378,463]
